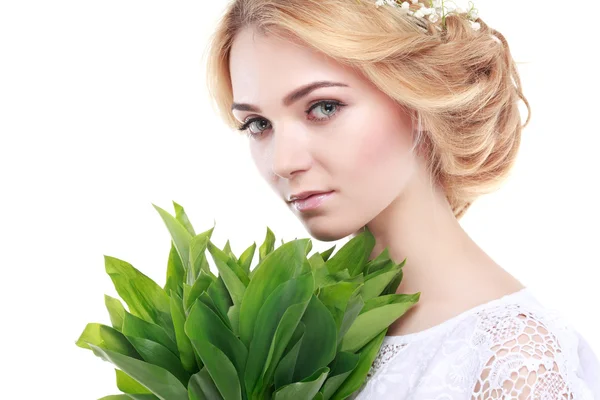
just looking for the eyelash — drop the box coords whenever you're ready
[237,100,346,138]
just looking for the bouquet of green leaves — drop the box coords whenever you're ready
[76,201,419,400]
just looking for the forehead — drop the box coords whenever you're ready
[229,26,357,102]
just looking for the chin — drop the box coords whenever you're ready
[300,217,361,242]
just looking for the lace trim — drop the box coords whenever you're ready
[365,289,532,379]
[365,298,581,398]
[470,303,576,399]
[366,342,407,379]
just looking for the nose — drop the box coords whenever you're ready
[270,122,312,179]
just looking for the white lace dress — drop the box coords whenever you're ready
[350,288,600,399]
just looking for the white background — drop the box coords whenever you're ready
[1,0,598,398]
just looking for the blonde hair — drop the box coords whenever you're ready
[205,0,531,219]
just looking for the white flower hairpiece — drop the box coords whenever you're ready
[373,0,481,31]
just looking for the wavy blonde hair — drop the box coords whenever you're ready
[205,0,531,219]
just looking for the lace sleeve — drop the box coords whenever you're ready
[470,310,576,399]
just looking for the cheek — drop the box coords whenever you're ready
[249,143,273,182]
[351,110,414,181]
[250,142,285,191]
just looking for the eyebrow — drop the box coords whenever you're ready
[231,80,349,112]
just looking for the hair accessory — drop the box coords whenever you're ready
[373,0,480,31]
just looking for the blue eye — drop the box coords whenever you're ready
[307,100,343,121]
[237,100,346,139]
[238,118,271,137]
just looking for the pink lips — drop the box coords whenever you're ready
[291,191,334,212]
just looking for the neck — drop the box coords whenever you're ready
[361,163,506,303]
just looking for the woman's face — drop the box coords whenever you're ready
[229,26,419,241]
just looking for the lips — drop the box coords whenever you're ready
[288,190,332,202]
[289,191,334,212]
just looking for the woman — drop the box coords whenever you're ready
[204,0,600,398]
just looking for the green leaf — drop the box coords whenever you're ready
[304,240,313,256]
[76,323,140,359]
[185,299,247,397]
[81,208,423,400]
[337,291,364,348]
[192,346,205,373]
[88,344,188,400]
[273,322,305,389]
[185,338,242,400]
[320,245,336,262]
[330,330,387,400]
[381,269,403,296]
[105,295,127,331]
[238,239,310,347]
[188,367,224,400]
[364,247,391,273]
[207,276,233,324]
[104,255,174,336]
[187,377,207,400]
[308,252,325,271]
[325,229,375,277]
[245,273,314,395]
[99,395,132,400]
[258,227,275,262]
[319,352,360,400]
[261,303,309,387]
[227,303,241,337]
[197,291,232,331]
[293,295,337,382]
[173,201,197,237]
[164,243,185,299]
[183,270,214,312]
[361,264,402,302]
[359,292,418,314]
[318,281,363,331]
[368,257,405,277]
[152,203,193,272]
[313,268,352,290]
[207,241,248,304]
[223,239,238,263]
[340,293,420,353]
[169,291,196,373]
[300,256,312,276]
[122,312,178,356]
[126,336,191,385]
[273,367,329,400]
[365,258,393,276]
[238,242,256,273]
[115,369,153,395]
[188,226,217,285]
[189,234,210,285]
[216,242,250,287]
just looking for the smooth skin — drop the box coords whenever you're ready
[229,26,524,336]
